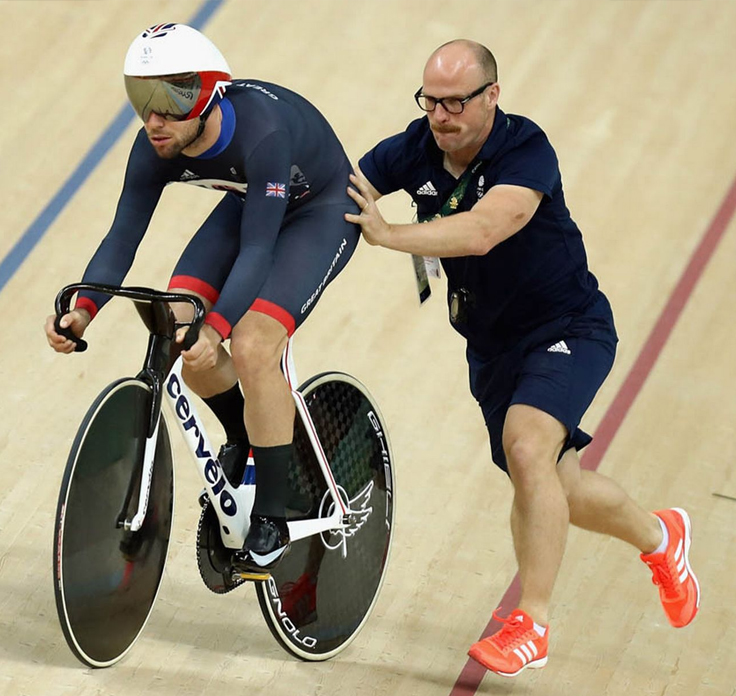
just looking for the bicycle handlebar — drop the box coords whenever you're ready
[54,283,207,353]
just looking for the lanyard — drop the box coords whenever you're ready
[411,160,485,307]
[412,160,485,321]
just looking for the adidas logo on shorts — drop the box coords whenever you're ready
[547,340,571,355]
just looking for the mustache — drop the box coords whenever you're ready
[431,125,461,134]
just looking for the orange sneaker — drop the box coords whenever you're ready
[640,508,700,628]
[468,609,548,677]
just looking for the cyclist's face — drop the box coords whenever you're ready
[143,112,200,159]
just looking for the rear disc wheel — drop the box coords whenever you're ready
[256,372,395,660]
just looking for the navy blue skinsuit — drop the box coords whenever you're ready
[77,79,360,338]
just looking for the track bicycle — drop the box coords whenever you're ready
[51,283,395,667]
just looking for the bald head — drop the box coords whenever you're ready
[419,40,499,162]
[425,40,498,84]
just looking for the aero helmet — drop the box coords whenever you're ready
[124,23,232,122]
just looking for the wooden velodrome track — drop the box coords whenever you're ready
[1,1,735,694]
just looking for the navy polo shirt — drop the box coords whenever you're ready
[359,108,604,355]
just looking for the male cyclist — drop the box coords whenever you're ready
[45,23,360,578]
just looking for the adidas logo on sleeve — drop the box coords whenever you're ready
[547,340,571,355]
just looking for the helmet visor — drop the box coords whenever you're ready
[125,73,202,122]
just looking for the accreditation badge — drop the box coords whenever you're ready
[423,256,441,279]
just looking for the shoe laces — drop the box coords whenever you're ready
[646,552,683,600]
[489,610,529,651]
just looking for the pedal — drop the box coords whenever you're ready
[233,570,271,582]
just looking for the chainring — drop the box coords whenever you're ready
[195,498,246,595]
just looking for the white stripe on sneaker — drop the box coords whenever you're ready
[675,539,687,581]
[514,640,538,665]
[673,507,701,609]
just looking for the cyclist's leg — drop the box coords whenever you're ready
[233,193,360,453]
[168,192,242,395]
[230,173,360,574]
[167,194,248,462]
[231,312,292,447]
[232,162,360,460]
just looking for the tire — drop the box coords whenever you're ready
[53,378,174,667]
[256,372,395,660]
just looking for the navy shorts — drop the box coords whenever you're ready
[169,160,360,335]
[467,293,618,473]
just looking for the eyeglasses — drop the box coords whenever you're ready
[414,82,495,114]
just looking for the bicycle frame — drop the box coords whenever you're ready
[55,283,352,555]
[127,344,350,551]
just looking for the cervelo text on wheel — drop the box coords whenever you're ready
[52,283,394,667]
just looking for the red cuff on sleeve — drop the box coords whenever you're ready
[205,312,232,340]
[168,275,220,305]
[74,296,99,320]
[250,298,296,336]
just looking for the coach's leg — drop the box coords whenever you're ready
[557,449,663,552]
[557,438,699,628]
[503,404,569,625]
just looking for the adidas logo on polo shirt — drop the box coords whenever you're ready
[547,340,571,355]
[417,181,438,196]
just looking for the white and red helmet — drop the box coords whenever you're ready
[124,23,232,121]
